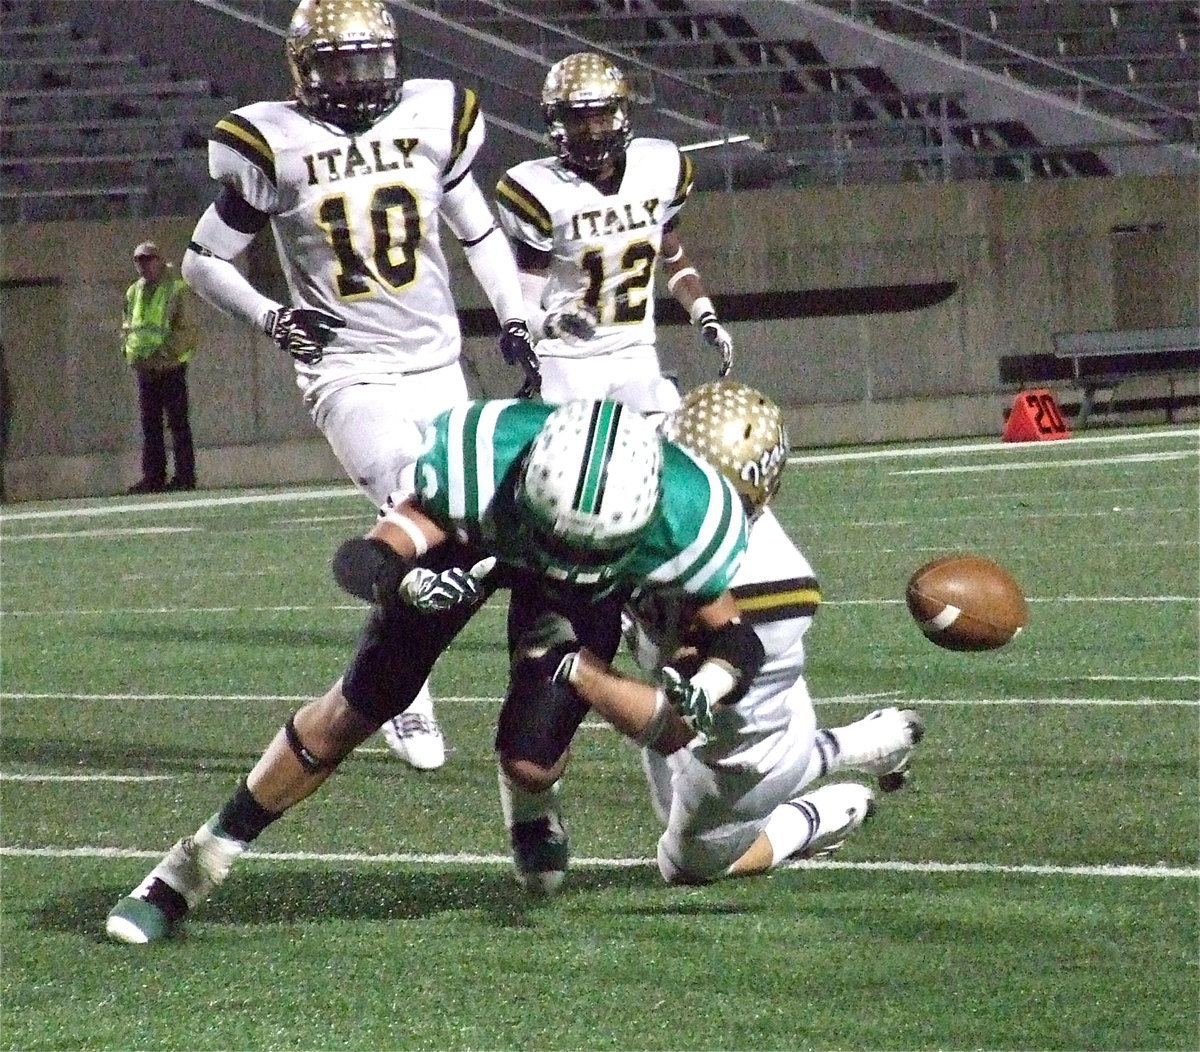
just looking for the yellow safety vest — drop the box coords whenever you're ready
[123,277,195,366]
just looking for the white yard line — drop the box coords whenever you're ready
[1,429,1194,525]
[3,595,1195,618]
[1,692,1195,706]
[0,844,1193,880]
[788,427,1199,464]
[893,450,1197,474]
[0,773,172,782]
[0,486,360,522]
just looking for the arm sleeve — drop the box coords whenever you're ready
[181,199,281,331]
[518,270,551,340]
[443,172,526,323]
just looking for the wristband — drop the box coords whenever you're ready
[688,295,716,324]
[633,689,673,748]
[380,509,430,557]
[666,267,699,293]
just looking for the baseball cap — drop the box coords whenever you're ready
[133,241,162,260]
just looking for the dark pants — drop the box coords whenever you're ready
[135,365,194,486]
[340,540,626,771]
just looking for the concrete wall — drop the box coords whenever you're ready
[1,174,1196,502]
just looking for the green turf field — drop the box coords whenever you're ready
[2,425,1197,1051]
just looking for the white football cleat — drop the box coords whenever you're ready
[826,707,924,791]
[785,782,876,861]
[382,707,446,770]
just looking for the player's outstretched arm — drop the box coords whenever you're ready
[557,591,766,753]
[555,648,697,755]
[331,500,493,612]
[183,194,345,365]
[660,230,733,377]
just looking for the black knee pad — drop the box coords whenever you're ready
[496,656,590,770]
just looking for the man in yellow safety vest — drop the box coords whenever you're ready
[121,241,198,493]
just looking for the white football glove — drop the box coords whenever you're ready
[659,666,714,736]
[398,558,496,612]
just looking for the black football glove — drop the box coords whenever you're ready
[697,310,734,378]
[264,307,345,365]
[499,319,540,398]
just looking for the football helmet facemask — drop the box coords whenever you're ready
[663,380,789,520]
[286,0,401,134]
[541,52,631,174]
[517,400,661,582]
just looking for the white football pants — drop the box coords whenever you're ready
[310,364,470,507]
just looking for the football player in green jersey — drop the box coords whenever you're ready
[107,397,765,942]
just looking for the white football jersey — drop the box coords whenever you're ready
[208,80,484,397]
[495,138,694,359]
[626,506,820,770]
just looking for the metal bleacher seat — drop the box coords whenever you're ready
[3,0,1195,217]
[0,0,222,222]
[420,0,1196,189]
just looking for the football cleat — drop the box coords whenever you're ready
[381,696,446,770]
[824,707,924,792]
[106,825,238,944]
[785,782,877,861]
[510,814,569,896]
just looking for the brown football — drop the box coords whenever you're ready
[905,554,1028,651]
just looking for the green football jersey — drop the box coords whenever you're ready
[414,399,748,599]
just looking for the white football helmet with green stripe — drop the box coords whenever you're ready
[518,400,661,556]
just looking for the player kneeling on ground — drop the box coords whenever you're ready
[541,381,926,884]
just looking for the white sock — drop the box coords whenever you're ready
[404,682,434,718]
[194,816,248,875]
[497,764,560,826]
[762,798,819,866]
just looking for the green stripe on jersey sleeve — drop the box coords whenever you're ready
[640,445,748,598]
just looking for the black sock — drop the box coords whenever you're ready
[215,778,281,844]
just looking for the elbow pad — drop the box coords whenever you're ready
[331,537,412,604]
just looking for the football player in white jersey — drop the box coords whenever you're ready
[553,381,926,884]
[180,0,541,770]
[495,52,734,416]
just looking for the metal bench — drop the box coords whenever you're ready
[1051,325,1200,425]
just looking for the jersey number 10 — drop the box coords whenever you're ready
[318,185,421,297]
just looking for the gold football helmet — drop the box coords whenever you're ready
[664,381,789,519]
[286,0,401,133]
[541,52,631,172]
